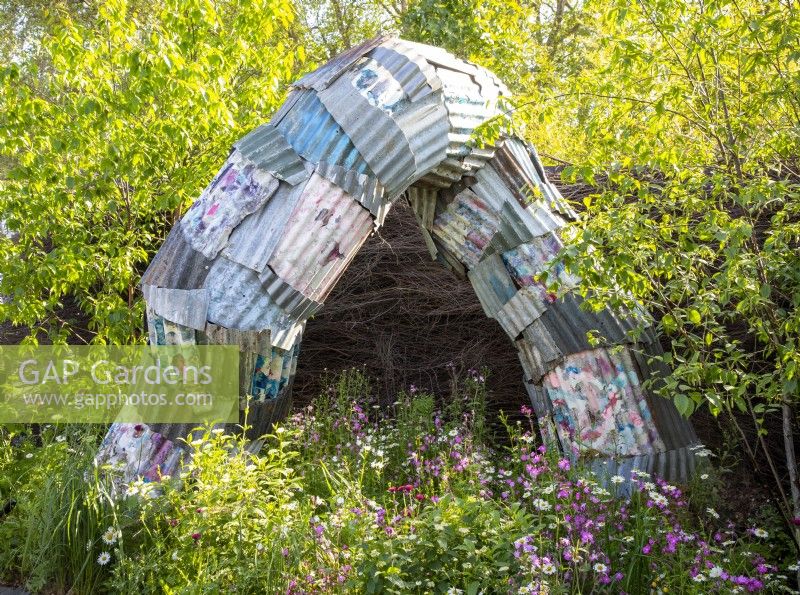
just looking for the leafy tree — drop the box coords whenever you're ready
[0,0,303,343]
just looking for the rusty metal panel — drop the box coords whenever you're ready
[274,90,374,175]
[430,188,499,267]
[495,286,548,339]
[142,285,209,331]
[467,252,518,318]
[233,124,310,186]
[259,266,322,320]
[542,347,667,457]
[140,225,213,290]
[202,256,304,349]
[181,151,279,259]
[368,39,441,102]
[293,35,390,92]
[222,180,304,274]
[268,173,374,302]
[517,320,563,382]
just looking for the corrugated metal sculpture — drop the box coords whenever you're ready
[96,36,698,485]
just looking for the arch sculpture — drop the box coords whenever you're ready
[96,36,699,485]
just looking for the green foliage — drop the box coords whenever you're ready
[0,372,790,593]
[0,0,302,343]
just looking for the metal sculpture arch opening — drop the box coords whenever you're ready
[96,36,698,485]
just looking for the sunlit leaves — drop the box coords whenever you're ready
[0,0,302,343]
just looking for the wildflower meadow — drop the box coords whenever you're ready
[0,370,794,593]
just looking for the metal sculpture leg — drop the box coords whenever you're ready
[98,36,697,485]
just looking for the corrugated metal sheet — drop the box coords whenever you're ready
[233,124,310,186]
[318,57,449,198]
[538,292,658,356]
[259,265,322,320]
[142,285,209,331]
[222,180,308,274]
[430,188,499,267]
[406,186,439,259]
[402,40,509,96]
[315,161,388,223]
[368,39,441,102]
[274,90,374,175]
[542,347,666,457]
[527,141,577,219]
[472,163,565,242]
[293,35,390,92]
[268,173,374,302]
[631,340,699,452]
[587,443,698,487]
[516,319,563,382]
[140,225,213,290]
[466,252,517,318]
[202,256,304,349]
[181,151,280,259]
[494,286,547,339]
[395,92,450,186]
[501,233,580,293]
[146,306,197,346]
[200,322,272,356]
[318,62,416,196]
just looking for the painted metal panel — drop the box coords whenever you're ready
[467,252,518,318]
[268,173,374,302]
[516,319,563,382]
[495,286,548,339]
[501,233,580,298]
[394,91,450,186]
[181,151,279,259]
[430,188,499,267]
[406,186,439,259]
[140,225,213,290]
[368,39,441,102]
[259,266,322,321]
[141,285,209,331]
[202,256,305,349]
[472,162,565,242]
[233,124,310,186]
[274,90,374,175]
[293,35,390,91]
[201,322,272,356]
[527,141,577,219]
[222,180,307,274]
[543,347,666,458]
[318,59,416,196]
[315,161,388,223]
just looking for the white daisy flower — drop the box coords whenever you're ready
[541,562,556,575]
[101,527,118,545]
[610,475,625,484]
[753,528,769,538]
[692,573,706,582]
[593,563,608,573]
[55,435,67,443]
[532,498,552,511]
[97,551,111,566]
[709,566,723,578]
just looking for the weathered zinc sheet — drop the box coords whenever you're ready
[106,35,697,488]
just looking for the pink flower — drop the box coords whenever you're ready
[191,532,201,541]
